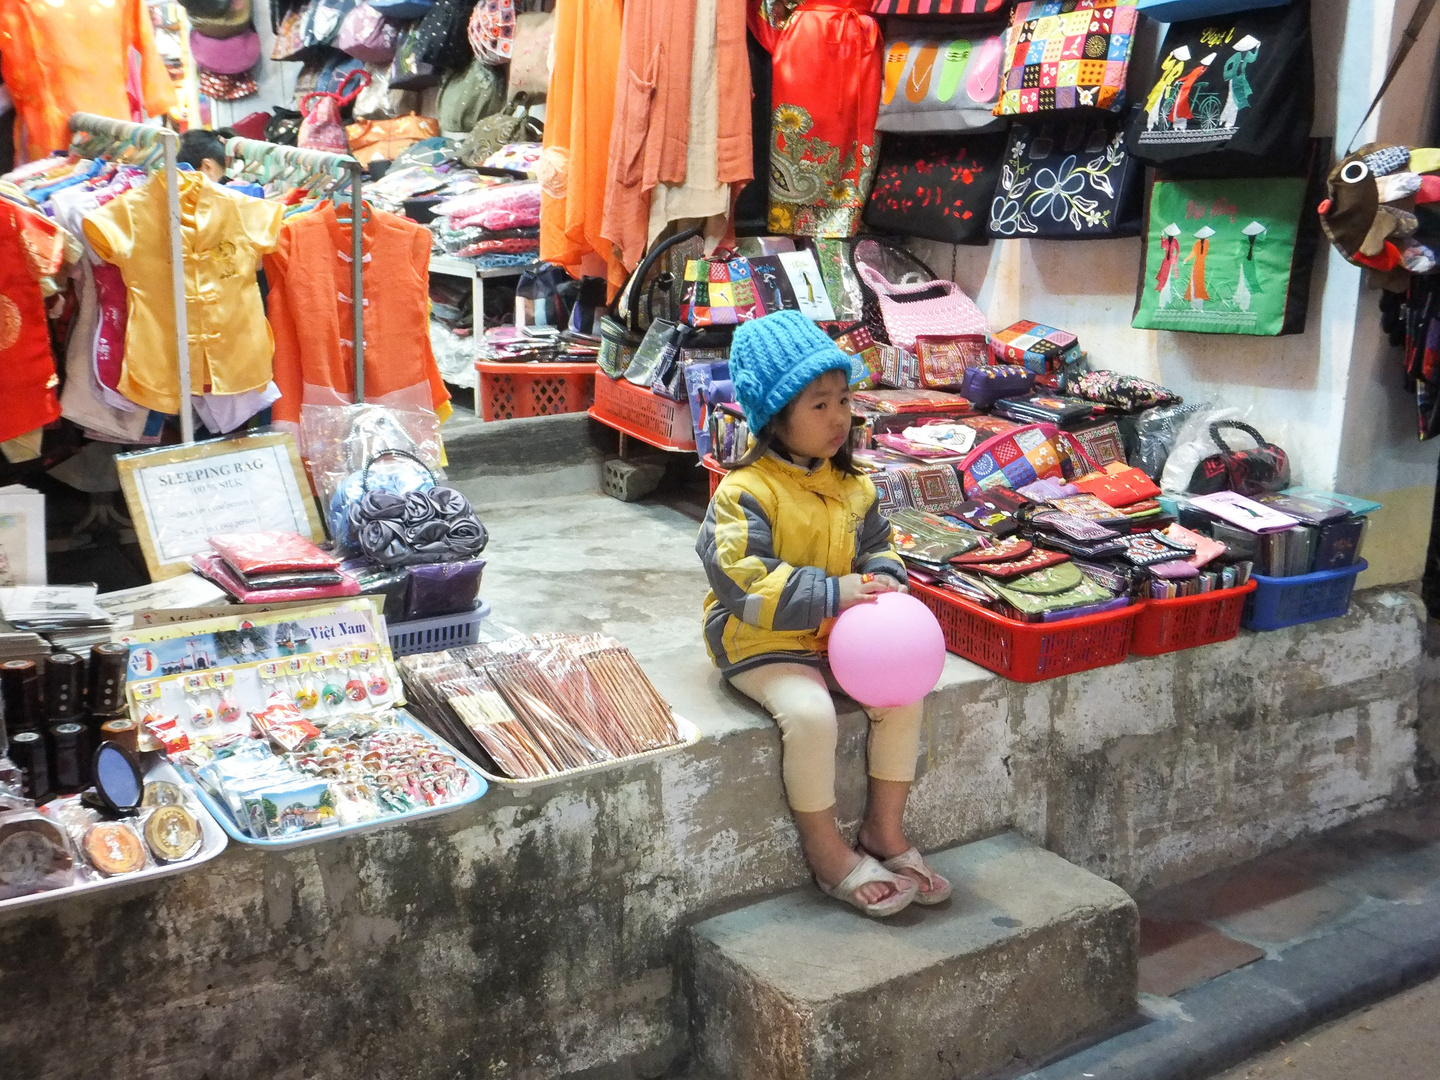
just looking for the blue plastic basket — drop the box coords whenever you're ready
[1241,560,1366,632]
[388,600,491,657]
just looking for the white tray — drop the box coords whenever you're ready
[0,759,229,914]
[180,713,489,850]
[472,715,702,792]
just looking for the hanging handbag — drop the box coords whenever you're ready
[680,253,767,328]
[876,29,1005,134]
[458,93,539,166]
[1127,1,1313,178]
[467,0,514,62]
[191,29,261,73]
[1187,421,1291,497]
[995,0,1140,118]
[298,69,368,152]
[336,3,398,63]
[864,132,1007,244]
[411,0,476,71]
[301,0,357,48]
[264,106,304,145]
[624,319,689,388]
[437,58,506,134]
[353,61,419,118]
[845,236,940,345]
[987,112,1144,239]
[857,262,987,351]
[344,114,441,164]
[388,24,441,89]
[508,9,554,96]
[599,226,704,377]
[314,51,367,94]
[1133,139,1328,337]
[370,0,430,16]
[1137,0,1288,17]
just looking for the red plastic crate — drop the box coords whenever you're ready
[476,361,597,420]
[701,454,728,496]
[589,375,697,451]
[1129,579,1257,656]
[912,581,1140,683]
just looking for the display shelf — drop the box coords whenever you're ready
[179,713,488,849]
[428,256,539,337]
[0,760,228,913]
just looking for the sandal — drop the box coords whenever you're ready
[817,854,919,918]
[861,845,952,906]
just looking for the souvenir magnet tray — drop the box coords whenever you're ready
[472,715,702,791]
[177,713,489,849]
[0,760,228,914]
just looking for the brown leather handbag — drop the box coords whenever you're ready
[343,114,441,165]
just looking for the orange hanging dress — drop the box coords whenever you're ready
[0,0,177,162]
[539,0,627,296]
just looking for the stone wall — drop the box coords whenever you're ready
[0,589,1422,1080]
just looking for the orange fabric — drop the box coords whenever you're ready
[0,200,63,441]
[714,0,753,187]
[264,204,449,428]
[539,0,627,296]
[601,0,695,271]
[0,0,178,162]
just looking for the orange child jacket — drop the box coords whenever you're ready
[0,0,177,161]
[264,204,450,429]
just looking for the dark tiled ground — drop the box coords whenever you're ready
[1136,799,1440,999]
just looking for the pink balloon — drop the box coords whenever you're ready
[827,591,947,708]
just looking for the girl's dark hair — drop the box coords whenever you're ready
[731,396,861,476]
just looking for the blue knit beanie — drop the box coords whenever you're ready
[728,311,853,435]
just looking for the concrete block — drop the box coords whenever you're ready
[687,833,1137,1080]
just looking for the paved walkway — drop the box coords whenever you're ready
[1213,976,1440,1080]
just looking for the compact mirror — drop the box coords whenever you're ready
[93,742,144,813]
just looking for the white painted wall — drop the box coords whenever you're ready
[909,0,1440,585]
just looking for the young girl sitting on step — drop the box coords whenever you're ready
[696,310,951,918]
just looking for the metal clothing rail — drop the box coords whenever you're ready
[69,113,195,443]
[223,136,368,400]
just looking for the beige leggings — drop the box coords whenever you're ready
[728,662,924,814]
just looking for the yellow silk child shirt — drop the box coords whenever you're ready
[83,171,283,414]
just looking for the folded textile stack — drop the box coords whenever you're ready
[429,182,541,270]
[190,532,361,603]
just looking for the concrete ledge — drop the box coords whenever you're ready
[0,492,1424,1080]
[688,833,1138,1080]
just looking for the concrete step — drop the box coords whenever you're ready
[685,832,1138,1080]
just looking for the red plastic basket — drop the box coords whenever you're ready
[589,375,697,451]
[1129,579,1258,656]
[475,361,597,421]
[912,581,1140,683]
[701,454,728,496]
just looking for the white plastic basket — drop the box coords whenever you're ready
[388,599,491,657]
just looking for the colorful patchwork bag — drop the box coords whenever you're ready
[1126,1,1312,177]
[864,132,1008,244]
[958,422,1097,497]
[995,0,1140,118]
[680,254,767,328]
[877,29,1006,134]
[987,112,1144,239]
[989,320,1081,372]
[1132,140,1327,337]
[914,334,989,389]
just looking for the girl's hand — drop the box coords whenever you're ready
[838,573,904,610]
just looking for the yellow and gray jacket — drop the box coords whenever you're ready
[696,453,906,675]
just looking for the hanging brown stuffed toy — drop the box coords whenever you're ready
[1319,142,1440,289]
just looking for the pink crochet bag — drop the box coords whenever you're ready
[856,263,987,352]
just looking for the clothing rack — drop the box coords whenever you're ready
[223,136,369,400]
[66,116,372,450]
[68,113,196,443]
